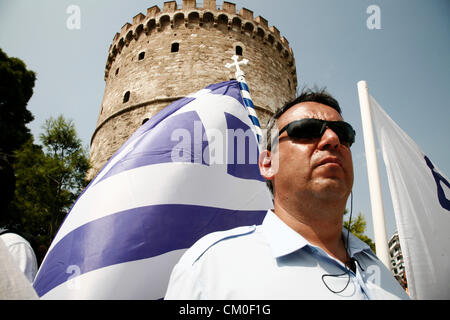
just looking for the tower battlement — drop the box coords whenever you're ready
[105,0,296,81]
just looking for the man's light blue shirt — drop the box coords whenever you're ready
[165,210,410,300]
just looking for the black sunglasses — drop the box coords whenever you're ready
[279,118,356,147]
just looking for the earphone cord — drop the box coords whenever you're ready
[321,191,354,294]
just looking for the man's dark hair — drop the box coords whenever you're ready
[264,87,342,195]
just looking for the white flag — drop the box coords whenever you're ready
[369,95,450,300]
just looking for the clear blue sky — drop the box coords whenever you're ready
[1,0,449,241]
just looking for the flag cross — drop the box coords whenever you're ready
[225,55,249,81]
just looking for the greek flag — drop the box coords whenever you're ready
[33,81,273,299]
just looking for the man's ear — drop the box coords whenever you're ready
[259,150,275,181]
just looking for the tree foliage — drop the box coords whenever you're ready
[0,154,16,212]
[7,116,90,254]
[0,48,36,157]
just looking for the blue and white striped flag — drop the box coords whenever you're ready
[33,81,273,299]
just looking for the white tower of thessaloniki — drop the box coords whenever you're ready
[89,0,297,179]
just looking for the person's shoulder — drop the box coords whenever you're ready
[0,232,30,247]
[166,225,265,299]
[176,225,259,268]
[345,229,377,258]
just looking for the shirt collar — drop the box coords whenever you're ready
[262,210,372,259]
[345,229,373,257]
[261,210,309,258]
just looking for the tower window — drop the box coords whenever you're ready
[171,42,179,53]
[123,91,130,103]
[115,68,119,75]
[236,46,243,56]
[138,52,145,60]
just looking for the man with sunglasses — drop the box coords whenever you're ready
[165,88,409,300]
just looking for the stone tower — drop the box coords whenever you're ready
[89,0,297,179]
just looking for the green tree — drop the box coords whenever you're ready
[9,115,90,250]
[0,48,36,158]
[7,139,50,235]
[344,211,376,253]
[0,48,36,231]
[39,116,91,236]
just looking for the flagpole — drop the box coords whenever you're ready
[226,55,263,145]
[357,80,391,269]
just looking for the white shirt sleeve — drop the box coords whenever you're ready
[0,237,38,299]
[8,241,38,283]
[165,226,256,300]
[165,262,203,300]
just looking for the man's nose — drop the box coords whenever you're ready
[317,127,340,150]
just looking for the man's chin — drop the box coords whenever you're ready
[310,179,351,200]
